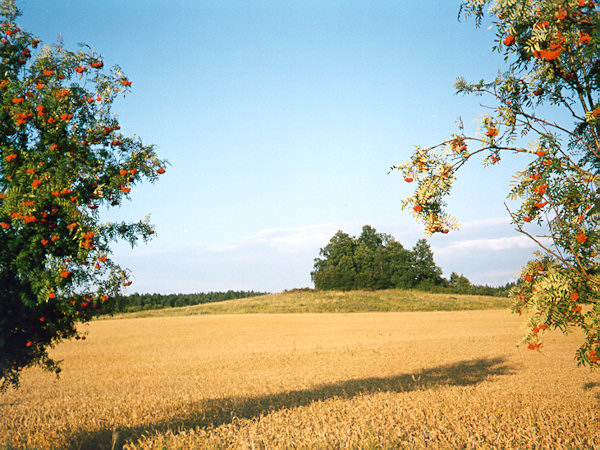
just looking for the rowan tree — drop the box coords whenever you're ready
[394,0,599,366]
[0,0,166,391]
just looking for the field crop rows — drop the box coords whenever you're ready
[1,310,599,448]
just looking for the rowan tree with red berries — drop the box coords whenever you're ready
[394,0,600,366]
[0,0,166,391]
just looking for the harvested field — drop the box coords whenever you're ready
[1,310,599,448]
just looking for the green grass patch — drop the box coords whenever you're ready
[106,289,512,319]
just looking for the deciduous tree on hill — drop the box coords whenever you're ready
[311,226,442,291]
[412,238,444,288]
[0,0,166,390]
[394,0,600,366]
[312,230,357,290]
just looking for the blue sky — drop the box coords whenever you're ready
[18,0,541,293]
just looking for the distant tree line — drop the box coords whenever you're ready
[109,290,268,313]
[311,225,513,296]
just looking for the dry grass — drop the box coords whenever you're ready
[1,310,599,449]
[108,289,512,319]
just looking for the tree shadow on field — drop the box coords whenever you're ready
[583,382,600,401]
[68,356,514,449]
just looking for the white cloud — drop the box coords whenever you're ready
[235,223,342,253]
[470,268,521,283]
[202,219,427,255]
[208,243,241,253]
[461,216,511,229]
[112,223,349,258]
[434,235,542,254]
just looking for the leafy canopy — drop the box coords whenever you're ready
[0,0,166,391]
[393,0,600,366]
[312,225,444,291]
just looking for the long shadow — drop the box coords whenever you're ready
[68,356,514,449]
[583,382,600,401]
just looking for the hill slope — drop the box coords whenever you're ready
[108,289,512,319]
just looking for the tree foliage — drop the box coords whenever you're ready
[0,0,166,390]
[111,290,268,313]
[393,0,600,366]
[312,225,444,291]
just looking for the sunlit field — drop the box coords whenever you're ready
[108,289,512,318]
[1,310,599,449]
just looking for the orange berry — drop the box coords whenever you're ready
[503,35,515,46]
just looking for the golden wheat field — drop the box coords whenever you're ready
[1,310,599,449]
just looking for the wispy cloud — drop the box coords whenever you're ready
[470,268,522,283]
[434,235,543,254]
[461,216,511,229]
[210,219,526,256]
[209,223,345,254]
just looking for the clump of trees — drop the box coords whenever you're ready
[311,225,510,295]
[110,290,268,313]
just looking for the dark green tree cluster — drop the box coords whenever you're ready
[439,273,514,297]
[110,290,268,313]
[312,225,514,296]
[311,225,443,291]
